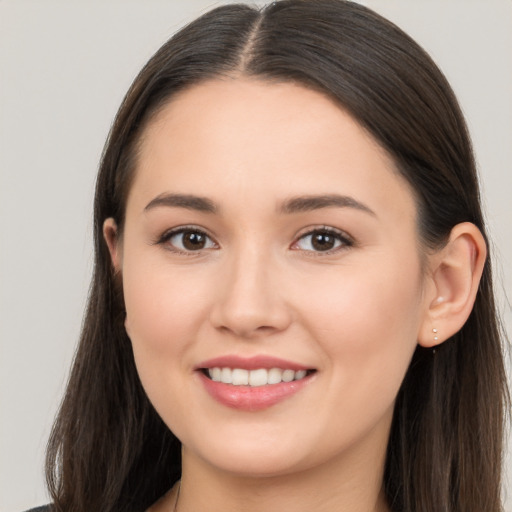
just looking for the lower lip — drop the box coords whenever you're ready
[198,371,314,411]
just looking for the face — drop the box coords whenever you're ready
[108,79,431,479]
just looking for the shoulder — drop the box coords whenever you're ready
[23,507,52,512]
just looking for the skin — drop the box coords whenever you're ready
[104,78,486,512]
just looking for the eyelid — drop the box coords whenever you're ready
[291,225,354,255]
[153,225,219,255]
[153,224,354,257]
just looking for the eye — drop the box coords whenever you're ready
[157,227,217,253]
[292,227,353,253]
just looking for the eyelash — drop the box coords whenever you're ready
[154,225,354,257]
[292,226,354,256]
[154,226,217,256]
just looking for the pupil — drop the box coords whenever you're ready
[183,232,205,250]
[312,233,335,251]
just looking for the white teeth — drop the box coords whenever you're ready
[267,368,282,384]
[207,367,310,386]
[221,367,232,384]
[248,368,268,387]
[282,369,295,382]
[295,370,307,380]
[211,367,221,382]
[232,369,249,385]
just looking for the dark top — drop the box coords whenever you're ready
[24,507,51,512]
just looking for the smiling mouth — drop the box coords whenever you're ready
[201,367,316,387]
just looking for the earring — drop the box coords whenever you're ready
[432,328,439,342]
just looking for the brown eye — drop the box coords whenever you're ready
[311,232,337,251]
[164,228,217,252]
[294,228,352,253]
[181,231,207,250]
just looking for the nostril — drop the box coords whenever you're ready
[215,324,280,339]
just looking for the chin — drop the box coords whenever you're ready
[182,426,329,478]
[201,450,308,478]
[190,435,367,481]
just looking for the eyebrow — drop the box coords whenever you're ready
[144,193,217,213]
[279,194,376,216]
[143,192,375,217]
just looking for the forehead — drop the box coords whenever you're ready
[129,78,417,224]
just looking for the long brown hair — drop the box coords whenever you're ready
[46,2,508,511]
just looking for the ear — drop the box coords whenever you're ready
[418,222,486,348]
[103,217,122,272]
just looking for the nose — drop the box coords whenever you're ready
[209,248,293,339]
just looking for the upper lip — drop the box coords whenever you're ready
[195,355,312,371]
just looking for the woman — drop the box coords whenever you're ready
[30,1,508,511]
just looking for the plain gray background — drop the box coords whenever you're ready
[1,1,511,510]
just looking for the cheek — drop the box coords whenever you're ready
[121,253,210,369]
[121,258,215,435]
[298,254,424,400]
